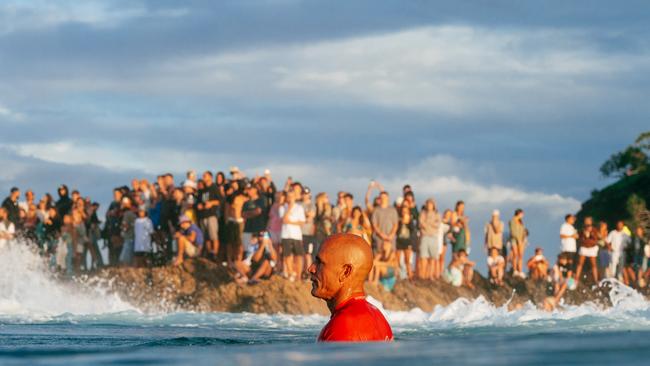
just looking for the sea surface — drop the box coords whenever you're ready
[2,244,650,365]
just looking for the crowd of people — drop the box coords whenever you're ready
[1,167,649,304]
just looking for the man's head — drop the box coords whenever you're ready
[565,214,575,225]
[113,188,123,203]
[379,191,389,208]
[616,220,625,231]
[308,234,373,306]
[202,171,213,186]
[584,216,593,228]
[25,189,34,202]
[515,208,524,219]
[58,185,68,198]
[247,184,259,199]
[343,193,353,209]
[10,187,20,201]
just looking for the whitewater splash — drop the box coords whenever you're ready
[2,241,650,333]
[0,242,135,320]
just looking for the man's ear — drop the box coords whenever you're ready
[339,264,353,283]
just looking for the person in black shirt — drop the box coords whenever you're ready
[197,171,222,259]
[242,184,268,248]
[105,189,124,266]
[55,184,73,217]
[2,187,21,226]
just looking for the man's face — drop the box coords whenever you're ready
[584,217,593,227]
[380,193,389,206]
[308,244,342,300]
[11,190,20,200]
[617,221,624,231]
[344,196,353,208]
[568,215,576,225]
[202,173,212,185]
[26,191,34,201]
[113,190,123,202]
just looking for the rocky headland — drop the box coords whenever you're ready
[93,258,644,315]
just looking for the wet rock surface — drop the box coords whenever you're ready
[96,259,646,314]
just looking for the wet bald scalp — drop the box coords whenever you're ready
[319,233,373,287]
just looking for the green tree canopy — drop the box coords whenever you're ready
[600,131,650,178]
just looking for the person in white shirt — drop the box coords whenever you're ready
[0,207,16,249]
[487,247,505,286]
[607,220,631,279]
[279,191,306,281]
[560,214,578,254]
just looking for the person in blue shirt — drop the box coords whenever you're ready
[173,215,204,266]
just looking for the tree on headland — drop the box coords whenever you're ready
[600,131,650,178]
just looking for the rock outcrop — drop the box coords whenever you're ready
[95,259,639,314]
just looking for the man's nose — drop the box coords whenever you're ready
[307,263,316,274]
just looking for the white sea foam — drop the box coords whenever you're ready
[0,242,135,321]
[2,241,650,333]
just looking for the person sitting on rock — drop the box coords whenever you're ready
[445,249,475,288]
[553,252,574,300]
[173,215,204,266]
[527,247,549,281]
[308,233,393,342]
[370,240,398,291]
[487,247,505,286]
[234,230,278,285]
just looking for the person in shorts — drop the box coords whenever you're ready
[279,191,305,281]
[197,171,221,260]
[487,247,505,286]
[574,216,599,287]
[173,215,204,266]
[418,198,442,280]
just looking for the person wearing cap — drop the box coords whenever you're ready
[174,215,204,266]
[485,210,504,256]
[2,187,21,225]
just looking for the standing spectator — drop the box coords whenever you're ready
[574,216,599,286]
[597,221,612,278]
[636,227,650,287]
[72,210,88,275]
[560,214,579,255]
[371,191,398,252]
[243,184,268,251]
[418,198,442,280]
[197,171,222,260]
[343,206,371,243]
[267,191,285,250]
[0,207,16,249]
[396,205,416,279]
[173,215,204,266]
[485,210,504,255]
[88,202,104,268]
[314,192,332,251]
[119,197,137,266]
[134,206,154,267]
[509,209,526,278]
[607,220,630,279]
[2,187,21,225]
[487,247,506,285]
[55,184,73,218]
[19,189,35,213]
[440,209,452,273]
[300,188,317,276]
[224,186,246,266]
[623,226,644,286]
[105,189,124,266]
[279,191,306,282]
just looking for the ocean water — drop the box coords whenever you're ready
[2,244,650,365]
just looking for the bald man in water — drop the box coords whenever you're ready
[308,233,393,342]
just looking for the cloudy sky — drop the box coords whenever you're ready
[1,1,648,266]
